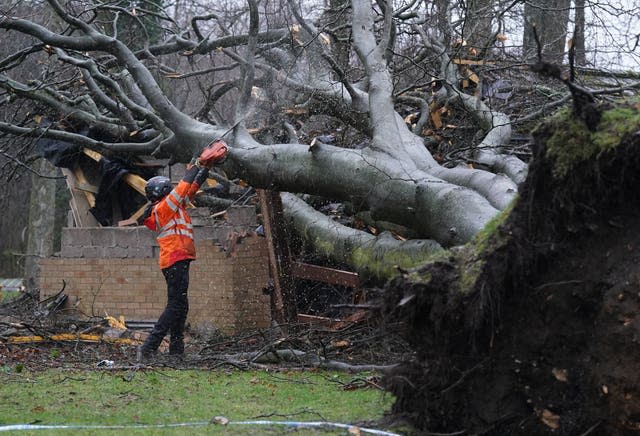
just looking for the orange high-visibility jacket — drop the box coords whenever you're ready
[143,167,206,269]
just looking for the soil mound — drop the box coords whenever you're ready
[382,103,640,435]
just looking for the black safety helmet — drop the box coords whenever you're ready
[145,176,172,202]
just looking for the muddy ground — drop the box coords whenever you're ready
[0,298,409,373]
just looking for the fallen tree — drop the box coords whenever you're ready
[0,0,529,282]
[2,2,640,433]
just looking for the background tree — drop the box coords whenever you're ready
[522,0,571,64]
[463,0,494,59]
[574,0,586,66]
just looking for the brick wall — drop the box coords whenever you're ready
[39,206,271,335]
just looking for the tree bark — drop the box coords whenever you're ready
[523,0,571,64]
[24,159,58,290]
[574,0,587,66]
[464,0,494,59]
[282,193,443,281]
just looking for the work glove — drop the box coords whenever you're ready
[196,139,229,168]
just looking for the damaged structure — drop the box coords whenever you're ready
[39,207,271,335]
[31,138,367,337]
[36,142,271,335]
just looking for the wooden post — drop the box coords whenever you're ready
[61,167,101,227]
[258,189,297,325]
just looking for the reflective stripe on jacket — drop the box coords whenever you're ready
[144,179,199,269]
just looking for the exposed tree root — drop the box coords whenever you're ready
[382,101,640,435]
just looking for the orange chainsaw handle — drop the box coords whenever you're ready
[197,139,228,167]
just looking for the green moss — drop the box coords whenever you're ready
[313,237,337,258]
[471,198,516,253]
[351,246,406,279]
[454,198,516,294]
[458,259,484,294]
[545,101,640,178]
[407,270,432,284]
[351,245,446,281]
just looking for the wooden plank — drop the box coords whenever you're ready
[73,167,96,208]
[329,310,371,330]
[291,262,360,287]
[123,173,147,195]
[452,58,494,65]
[82,148,102,161]
[297,311,370,330]
[61,168,101,227]
[118,202,150,227]
[75,182,99,194]
[297,314,336,328]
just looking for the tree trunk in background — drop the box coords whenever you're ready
[464,0,493,59]
[0,172,30,277]
[523,0,570,64]
[574,0,586,66]
[433,0,452,50]
[24,159,58,290]
[320,0,352,76]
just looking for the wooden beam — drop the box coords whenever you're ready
[75,182,99,195]
[297,314,336,328]
[122,173,147,195]
[118,202,150,227]
[61,168,101,227]
[258,189,297,325]
[452,58,494,65]
[73,167,96,208]
[291,262,360,287]
[297,310,370,330]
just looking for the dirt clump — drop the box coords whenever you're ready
[382,102,640,435]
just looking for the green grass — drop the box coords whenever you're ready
[0,368,396,435]
[1,290,20,303]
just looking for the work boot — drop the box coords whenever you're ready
[136,345,156,364]
[168,345,184,356]
[168,336,184,356]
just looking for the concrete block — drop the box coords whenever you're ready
[81,246,104,258]
[90,228,116,247]
[137,228,157,247]
[189,207,211,218]
[112,227,138,247]
[62,227,93,248]
[194,226,231,241]
[103,246,127,258]
[128,246,153,258]
[191,216,212,227]
[213,227,233,242]
[60,245,83,258]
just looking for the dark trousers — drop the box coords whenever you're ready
[141,259,190,355]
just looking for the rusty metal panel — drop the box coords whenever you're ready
[291,262,360,288]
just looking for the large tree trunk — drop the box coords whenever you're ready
[464,0,493,59]
[522,0,571,64]
[24,159,58,289]
[574,0,587,66]
[382,101,640,434]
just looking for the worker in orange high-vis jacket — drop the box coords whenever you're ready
[137,140,228,360]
